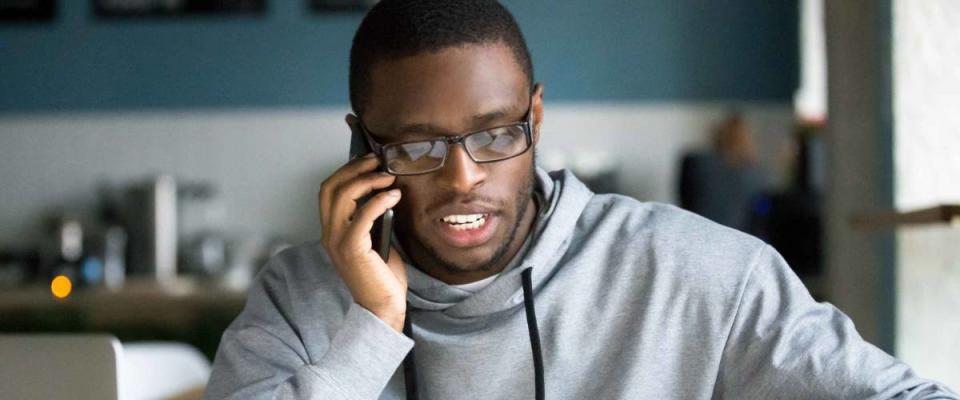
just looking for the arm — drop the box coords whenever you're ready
[204,259,413,400]
[714,245,957,399]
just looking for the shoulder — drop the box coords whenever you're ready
[258,240,338,286]
[248,240,353,319]
[579,194,761,245]
[218,241,355,369]
[573,195,769,288]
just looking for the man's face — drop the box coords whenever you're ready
[357,43,543,281]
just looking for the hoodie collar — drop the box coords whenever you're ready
[402,167,593,318]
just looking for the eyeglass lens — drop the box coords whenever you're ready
[383,125,528,174]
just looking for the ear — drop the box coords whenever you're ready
[532,83,545,145]
[345,114,360,130]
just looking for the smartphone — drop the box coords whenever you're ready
[349,124,394,262]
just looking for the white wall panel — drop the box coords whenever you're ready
[0,103,792,249]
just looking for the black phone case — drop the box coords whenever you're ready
[349,124,393,262]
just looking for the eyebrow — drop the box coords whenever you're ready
[389,105,523,138]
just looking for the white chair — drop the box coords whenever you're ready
[121,342,211,400]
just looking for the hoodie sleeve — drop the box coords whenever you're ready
[204,258,414,400]
[713,245,957,400]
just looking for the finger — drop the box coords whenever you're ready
[343,189,402,252]
[331,172,397,220]
[326,153,382,196]
[320,183,334,242]
[318,190,330,242]
[320,154,381,237]
[330,172,396,233]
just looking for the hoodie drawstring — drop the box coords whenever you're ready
[403,266,545,400]
[402,314,419,400]
[521,267,546,400]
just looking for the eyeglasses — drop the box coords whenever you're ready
[357,89,536,176]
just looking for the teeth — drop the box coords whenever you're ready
[442,213,484,224]
[450,216,486,231]
[441,214,488,230]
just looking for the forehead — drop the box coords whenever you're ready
[362,43,529,138]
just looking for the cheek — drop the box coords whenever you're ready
[392,179,430,217]
[491,155,534,193]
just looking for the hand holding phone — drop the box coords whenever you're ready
[349,125,394,262]
[317,135,407,332]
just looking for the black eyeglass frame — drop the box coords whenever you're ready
[356,84,539,176]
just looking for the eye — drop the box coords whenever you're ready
[397,141,433,162]
[384,140,447,174]
[485,127,524,152]
[469,131,495,148]
[465,126,527,161]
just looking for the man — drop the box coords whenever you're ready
[679,113,769,232]
[205,1,957,399]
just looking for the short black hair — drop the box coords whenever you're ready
[349,0,534,116]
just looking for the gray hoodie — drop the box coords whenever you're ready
[205,168,956,399]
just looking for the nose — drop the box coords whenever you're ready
[436,143,486,194]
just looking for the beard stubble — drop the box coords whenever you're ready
[399,160,537,276]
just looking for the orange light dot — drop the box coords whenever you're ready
[51,275,72,299]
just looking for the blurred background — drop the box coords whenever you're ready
[0,0,958,397]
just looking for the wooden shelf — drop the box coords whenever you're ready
[0,281,246,311]
[0,281,247,359]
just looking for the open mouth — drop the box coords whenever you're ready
[440,213,489,231]
[433,209,499,248]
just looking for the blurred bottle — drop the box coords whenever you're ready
[40,214,85,288]
[178,181,227,278]
[96,183,128,290]
[125,175,178,287]
[0,249,38,289]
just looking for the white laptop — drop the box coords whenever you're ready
[0,334,122,400]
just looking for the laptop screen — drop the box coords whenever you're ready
[0,334,121,400]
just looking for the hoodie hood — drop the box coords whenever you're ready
[402,167,594,318]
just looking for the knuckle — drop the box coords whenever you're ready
[373,191,395,204]
[343,221,364,240]
[330,185,345,200]
[366,198,385,211]
[340,239,363,258]
[358,204,379,221]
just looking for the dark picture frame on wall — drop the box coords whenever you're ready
[309,0,377,13]
[0,0,55,22]
[93,0,265,18]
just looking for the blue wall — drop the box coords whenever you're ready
[0,1,797,112]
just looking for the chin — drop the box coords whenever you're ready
[413,227,513,274]
[431,240,501,271]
